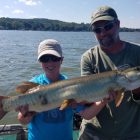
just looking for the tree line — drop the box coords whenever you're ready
[0,17,139,32]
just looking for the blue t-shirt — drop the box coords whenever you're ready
[28,73,84,140]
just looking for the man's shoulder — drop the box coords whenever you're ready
[82,45,97,57]
[124,41,140,55]
[125,41,140,48]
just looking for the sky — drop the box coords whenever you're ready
[0,0,140,28]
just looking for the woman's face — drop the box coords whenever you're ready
[39,55,63,77]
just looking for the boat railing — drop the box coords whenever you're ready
[0,124,27,140]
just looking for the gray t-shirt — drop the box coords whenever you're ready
[81,41,140,139]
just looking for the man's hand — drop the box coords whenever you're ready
[104,91,117,103]
[103,90,124,107]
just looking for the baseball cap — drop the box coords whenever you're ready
[38,39,63,60]
[91,6,118,25]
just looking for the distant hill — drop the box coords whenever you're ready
[0,17,139,32]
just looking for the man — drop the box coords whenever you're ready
[16,39,85,140]
[79,6,140,140]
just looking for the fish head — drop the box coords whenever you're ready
[116,66,140,90]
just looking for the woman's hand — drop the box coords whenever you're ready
[16,104,36,124]
[17,111,36,125]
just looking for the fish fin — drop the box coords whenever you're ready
[115,91,124,107]
[0,95,9,120]
[59,99,76,110]
[16,81,39,94]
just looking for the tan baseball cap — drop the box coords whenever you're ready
[38,39,63,60]
[91,6,118,25]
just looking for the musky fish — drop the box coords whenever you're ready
[0,66,140,120]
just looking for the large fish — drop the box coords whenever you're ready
[1,66,140,120]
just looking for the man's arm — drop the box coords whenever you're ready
[78,101,106,120]
[78,91,117,120]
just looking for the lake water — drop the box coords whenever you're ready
[0,30,140,124]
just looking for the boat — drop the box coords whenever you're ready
[0,124,27,140]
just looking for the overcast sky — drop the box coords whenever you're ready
[0,0,140,28]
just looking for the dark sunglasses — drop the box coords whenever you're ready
[92,21,116,34]
[39,55,62,63]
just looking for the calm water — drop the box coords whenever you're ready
[0,30,140,124]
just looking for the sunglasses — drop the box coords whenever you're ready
[39,55,62,63]
[92,21,116,34]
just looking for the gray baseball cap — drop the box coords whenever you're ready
[91,6,118,25]
[38,39,62,60]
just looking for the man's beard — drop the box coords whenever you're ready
[99,35,115,48]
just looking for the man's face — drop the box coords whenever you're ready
[92,20,120,48]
